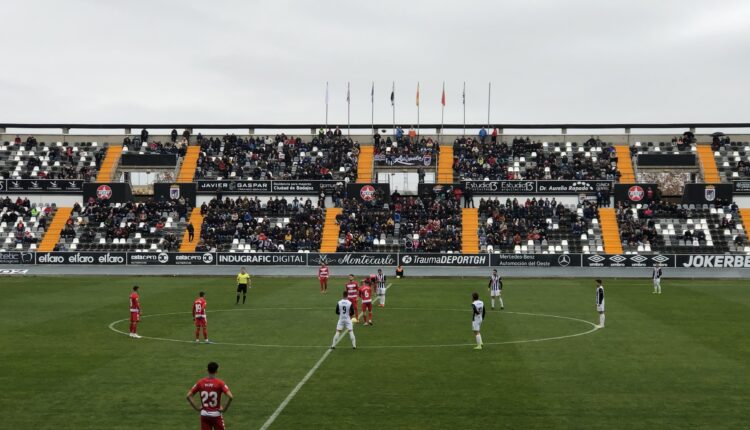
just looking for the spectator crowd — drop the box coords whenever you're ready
[454,136,620,181]
[197,196,324,252]
[195,133,359,181]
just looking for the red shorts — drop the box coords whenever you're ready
[319,277,328,286]
[348,298,358,306]
[200,414,225,430]
[362,302,372,312]
[130,312,140,323]
[194,317,207,327]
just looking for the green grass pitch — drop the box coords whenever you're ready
[2,275,749,429]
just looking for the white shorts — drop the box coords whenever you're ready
[490,289,501,297]
[653,279,661,287]
[597,304,605,313]
[336,320,353,331]
[472,319,482,331]
[377,287,386,295]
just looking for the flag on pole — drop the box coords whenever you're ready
[390,82,395,106]
[441,83,446,106]
[462,82,466,105]
[371,82,374,102]
[416,82,420,106]
[346,82,350,102]
[326,82,329,104]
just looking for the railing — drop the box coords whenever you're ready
[3,122,750,133]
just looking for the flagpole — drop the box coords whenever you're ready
[325,81,329,129]
[487,82,491,129]
[347,82,351,136]
[371,81,375,135]
[440,81,445,145]
[462,81,466,137]
[391,81,395,137]
[417,82,420,138]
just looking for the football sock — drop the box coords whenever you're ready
[349,331,356,348]
[331,332,339,347]
[381,296,385,305]
[599,314,605,327]
[491,298,495,308]
[242,294,246,304]
[195,329,200,340]
[203,328,208,339]
[499,298,504,308]
[236,294,240,304]
[476,334,482,346]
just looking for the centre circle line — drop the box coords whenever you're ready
[108,306,600,349]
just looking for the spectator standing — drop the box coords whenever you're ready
[187,223,195,242]
[464,187,474,208]
[479,127,488,143]
[408,126,417,143]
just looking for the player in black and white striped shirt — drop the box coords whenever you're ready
[487,269,504,310]
[376,269,387,307]
[652,264,663,294]
[595,279,605,328]
[471,292,485,350]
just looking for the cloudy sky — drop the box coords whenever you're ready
[2,0,749,129]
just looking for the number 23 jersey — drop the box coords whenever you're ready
[189,377,230,417]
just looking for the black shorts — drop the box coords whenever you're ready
[237,284,248,293]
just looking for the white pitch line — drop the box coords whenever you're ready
[258,347,333,430]
[108,303,600,349]
[257,283,387,430]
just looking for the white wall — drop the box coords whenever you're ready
[1,194,82,207]
[377,172,421,194]
[471,195,581,207]
[196,195,329,207]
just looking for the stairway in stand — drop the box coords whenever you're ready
[320,208,343,253]
[356,147,374,183]
[95,145,123,182]
[179,207,203,252]
[614,146,635,183]
[739,209,750,238]
[598,207,623,254]
[178,146,201,183]
[461,208,479,253]
[437,146,454,183]
[38,207,73,252]
[696,144,720,183]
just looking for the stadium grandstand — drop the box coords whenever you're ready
[1,123,749,265]
[0,125,750,265]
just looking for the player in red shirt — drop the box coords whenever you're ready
[359,279,374,325]
[187,361,234,430]
[318,263,330,294]
[345,274,360,323]
[193,291,210,343]
[129,285,141,339]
